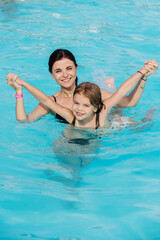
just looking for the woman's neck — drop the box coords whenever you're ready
[60,85,75,98]
[60,88,74,98]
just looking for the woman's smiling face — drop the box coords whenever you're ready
[51,58,77,89]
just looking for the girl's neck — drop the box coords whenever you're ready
[75,114,96,129]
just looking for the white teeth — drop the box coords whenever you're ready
[76,112,84,116]
[62,78,70,82]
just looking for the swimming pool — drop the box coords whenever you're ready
[0,0,160,239]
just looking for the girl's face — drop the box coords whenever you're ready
[72,93,97,123]
[51,58,77,89]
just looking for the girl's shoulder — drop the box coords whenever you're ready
[99,106,110,127]
[99,116,111,128]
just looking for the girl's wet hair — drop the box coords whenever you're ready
[48,49,78,85]
[72,82,104,129]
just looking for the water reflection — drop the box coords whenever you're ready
[0,0,21,15]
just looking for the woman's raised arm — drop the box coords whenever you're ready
[103,60,158,113]
[7,74,51,122]
[102,60,158,108]
[6,73,74,124]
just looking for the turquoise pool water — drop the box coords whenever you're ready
[0,0,160,239]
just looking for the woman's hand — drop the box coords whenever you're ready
[143,59,158,77]
[6,73,24,90]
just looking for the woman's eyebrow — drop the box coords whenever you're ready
[54,68,61,71]
[54,65,73,71]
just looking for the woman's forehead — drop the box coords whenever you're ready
[53,58,75,69]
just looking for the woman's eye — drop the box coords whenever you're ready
[67,67,72,70]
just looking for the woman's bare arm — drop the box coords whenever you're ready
[7,73,74,124]
[101,60,158,107]
[103,61,158,114]
[7,76,51,122]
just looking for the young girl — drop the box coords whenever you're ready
[6,60,158,129]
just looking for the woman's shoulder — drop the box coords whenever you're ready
[53,91,61,97]
[49,91,61,101]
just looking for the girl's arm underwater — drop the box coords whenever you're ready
[6,74,74,124]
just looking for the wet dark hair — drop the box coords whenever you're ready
[72,82,105,129]
[48,49,78,85]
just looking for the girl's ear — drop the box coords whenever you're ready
[93,107,98,113]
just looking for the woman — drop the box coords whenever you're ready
[7,49,157,122]
[6,59,158,129]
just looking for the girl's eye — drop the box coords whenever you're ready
[84,104,90,107]
[74,101,79,105]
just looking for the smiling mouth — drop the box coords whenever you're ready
[62,78,71,82]
[76,112,84,117]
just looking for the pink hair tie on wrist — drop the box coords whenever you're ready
[14,94,23,98]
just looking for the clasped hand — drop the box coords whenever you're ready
[6,73,24,90]
[143,59,158,77]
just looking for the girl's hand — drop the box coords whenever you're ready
[143,60,158,77]
[6,73,24,90]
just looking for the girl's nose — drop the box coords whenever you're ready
[77,105,83,111]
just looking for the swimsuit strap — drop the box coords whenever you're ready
[71,116,76,126]
[52,95,56,102]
